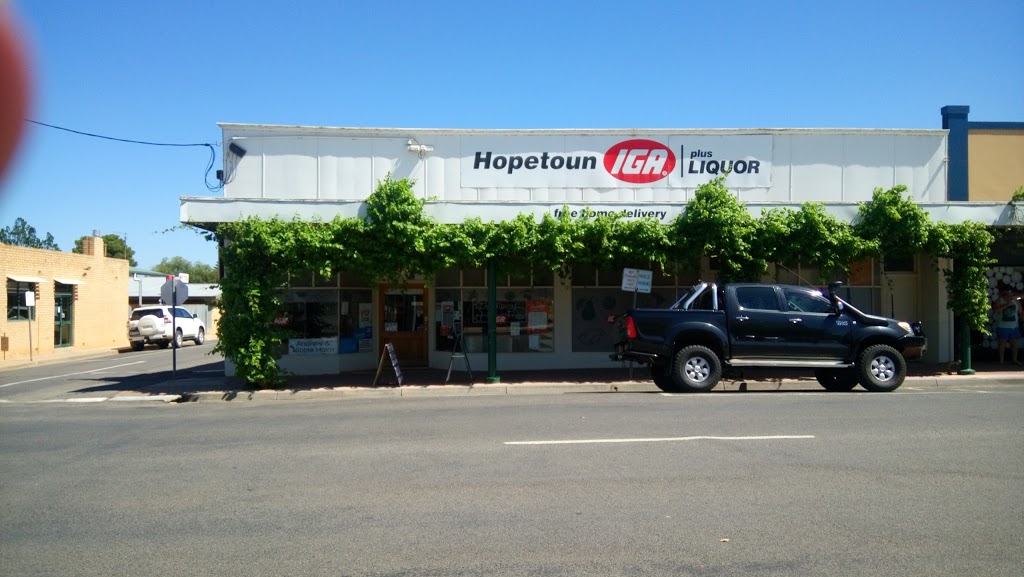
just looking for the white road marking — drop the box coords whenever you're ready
[38,398,109,403]
[505,435,815,446]
[0,361,147,389]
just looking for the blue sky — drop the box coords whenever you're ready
[0,0,1021,270]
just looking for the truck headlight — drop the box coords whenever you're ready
[898,321,913,334]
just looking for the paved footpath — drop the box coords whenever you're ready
[127,363,1024,403]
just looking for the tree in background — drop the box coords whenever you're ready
[154,256,218,283]
[0,217,60,250]
[72,234,137,266]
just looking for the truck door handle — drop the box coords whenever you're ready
[789,318,803,323]
[735,315,749,321]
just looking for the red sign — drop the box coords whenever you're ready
[603,139,675,184]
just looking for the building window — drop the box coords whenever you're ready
[884,254,916,273]
[278,272,373,354]
[6,280,36,321]
[434,268,554,353]
[570,265,685,352]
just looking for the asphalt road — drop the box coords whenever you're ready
[0,341,220,402]
[1,383,1022,577]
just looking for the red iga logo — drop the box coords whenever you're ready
[603,139,675,184]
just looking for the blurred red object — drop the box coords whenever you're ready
[0,5,31,183]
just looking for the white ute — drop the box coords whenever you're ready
[127,305,206,351]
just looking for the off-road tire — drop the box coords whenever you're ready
[130,341,145,352]
[671,345,722,392]
[157,340,170,349]
[815,368,859,392]
[172,329,184,349]
[194,327,205,345]
[856,344,906,392]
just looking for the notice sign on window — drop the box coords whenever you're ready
[288,337,339,355]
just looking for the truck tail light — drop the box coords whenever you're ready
[163,313,172,323]
[625,316,637,339]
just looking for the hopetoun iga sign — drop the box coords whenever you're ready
[461,135,772,189]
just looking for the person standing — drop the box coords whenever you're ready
[992,283,1023,365]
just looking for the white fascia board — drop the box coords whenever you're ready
[182,198,1018,227]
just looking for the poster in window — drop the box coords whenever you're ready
[527,300,550,333]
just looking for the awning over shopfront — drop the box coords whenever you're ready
[53,278,85,285]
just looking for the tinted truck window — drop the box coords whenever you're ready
[735,286,778,311]
[784,289,834,314]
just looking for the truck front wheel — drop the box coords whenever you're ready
[815,369,859,391]
[650,365,680,392]
[856,344,906,392]
[672,345,722,392]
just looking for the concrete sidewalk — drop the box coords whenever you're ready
[134,362,1024,403]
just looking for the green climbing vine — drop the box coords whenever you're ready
[211,175,995,388]
[669,177,764,282]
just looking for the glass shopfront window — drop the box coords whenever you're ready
[278,280,373,355]
[281,290,339,339]
[570,287,677,352]
[434,268,554,353]
[570,265,684,352]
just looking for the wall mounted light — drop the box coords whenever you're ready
[406,139,433,155]
[229,142,247,158]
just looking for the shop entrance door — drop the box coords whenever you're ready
[379,285,428,367]
[54,292,73,348]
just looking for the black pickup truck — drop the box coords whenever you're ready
[610,282,926,392]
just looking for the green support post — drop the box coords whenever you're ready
[486,259,500,383]
[957,319,975,375]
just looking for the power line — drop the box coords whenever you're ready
[24,118,223,191]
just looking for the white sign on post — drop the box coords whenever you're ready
[621,268,652,294]
[621,268,638,291]
[636,269,653,294]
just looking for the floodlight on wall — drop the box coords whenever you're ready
[228,142,247,158]
[406,139,433,155]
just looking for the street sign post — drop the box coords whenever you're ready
[160,276,189,377]
[160,278,188,306]
[24,290,34,361]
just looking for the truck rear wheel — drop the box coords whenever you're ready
[815,369,859,391]
[672,345,722,392]
[856,344,906,392]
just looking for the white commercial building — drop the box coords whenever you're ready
[182,125,1013,376]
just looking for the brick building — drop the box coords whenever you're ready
[1,235,128,364]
